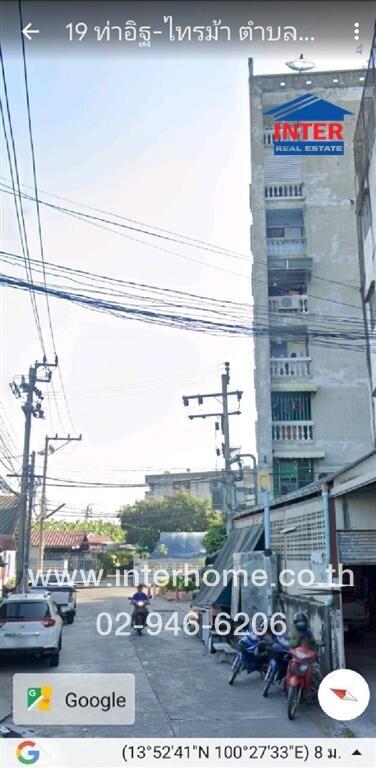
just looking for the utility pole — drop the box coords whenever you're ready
[10,357,58,592]
[24,451,36,580]
[183,362,242,534]
[38,433,82,570]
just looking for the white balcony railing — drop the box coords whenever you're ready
[270,357,311,378]
[268,295,308,313]
[272,421,314,441]
[267,237,306,257]
[265,184,304,199]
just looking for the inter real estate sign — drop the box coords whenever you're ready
[265,94,353,156]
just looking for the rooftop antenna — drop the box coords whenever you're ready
[285,53,315,72]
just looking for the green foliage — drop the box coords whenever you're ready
[118,491,218,552]
[43,519,124,542]
[203,522,227,554]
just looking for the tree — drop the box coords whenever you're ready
[41,519,125,543]
[118,491,218,552]
[203,522,227,554]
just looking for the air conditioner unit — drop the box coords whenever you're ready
[279,295,301,310]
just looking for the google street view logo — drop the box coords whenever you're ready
[16,740,40,765]
[264,93,353,155]
[27,684,53,712]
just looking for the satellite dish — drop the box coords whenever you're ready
[286,53,315,72]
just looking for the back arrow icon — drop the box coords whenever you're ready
[22,23,40,41]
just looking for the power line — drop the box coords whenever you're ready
[0,46,45,351]
[0,179,361,292]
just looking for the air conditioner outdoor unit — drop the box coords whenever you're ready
[279,296,301,310]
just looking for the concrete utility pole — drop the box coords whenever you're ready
[183,362,243,534]
[24,450,36,579]
[10,357,58,591]
[38,433,82,570]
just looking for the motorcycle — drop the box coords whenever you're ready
[262,635,291,698]
[228,630,269,685]
[285,645,318,720]
[131,599,149,635]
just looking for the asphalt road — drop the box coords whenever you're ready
[0,586,356,738]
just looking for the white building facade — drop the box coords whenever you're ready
[355,25,376,442]
[249,62,374,497]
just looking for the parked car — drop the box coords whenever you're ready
[0,592,63,666]
[30,585,77,624]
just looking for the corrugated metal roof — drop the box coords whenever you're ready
[193,524,263,608]
[0,496,19,535]
[337,530,376,564]
[30,530,88,549]
[151,532,207,559]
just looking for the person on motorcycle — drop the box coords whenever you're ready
[289,611,323,684]
[130,584,150,625]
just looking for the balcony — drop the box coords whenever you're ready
[268,295,308,313]
[272,421,314,442]
[267,237,306,257]
[265,183,304,199]
[270,357,311,378]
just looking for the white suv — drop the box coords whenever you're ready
[0,593,63,666]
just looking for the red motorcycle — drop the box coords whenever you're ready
[285,645,318,720]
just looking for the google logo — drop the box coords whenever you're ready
[16,740,40,765]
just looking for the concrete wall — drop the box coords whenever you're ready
[249,67,373,492]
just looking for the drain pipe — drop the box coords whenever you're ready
[262,488,273,618]
[263,488,271,552]
[321,482,334,671]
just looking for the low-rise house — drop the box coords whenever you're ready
[0,495,18,587]
[29,530,92,572]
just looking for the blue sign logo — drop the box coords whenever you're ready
[264,94,353,155]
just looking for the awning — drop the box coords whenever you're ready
[193,524,263,608]
[337,530,376,564]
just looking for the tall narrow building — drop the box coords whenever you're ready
[249,62,374,497]
[354,26,376,442]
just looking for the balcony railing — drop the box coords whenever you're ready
[272,421,314,441]
[267,237,306,257]
[265,184,303,199]
[270,357,311,378]
[268,295,308,313]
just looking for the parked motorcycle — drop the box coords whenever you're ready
[285,645,318,719]
[131,600,149,635]
[262,635,290,698]
[228,630,269,685]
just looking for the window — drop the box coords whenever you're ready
[267,227,285,238]
[273,458,314,496]
[210,480,223,509]
[368,282,376,332]
[271,392,312,421]
[0,601,50,620]
[360,193,372,241]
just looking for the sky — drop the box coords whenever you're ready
[1,1,374,522]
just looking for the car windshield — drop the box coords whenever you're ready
[0,601,50,619]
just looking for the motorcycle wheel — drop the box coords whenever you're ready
[137,627,142,636]
[228,657,242,685]
[262,665,276,698]
[287,685,301,720]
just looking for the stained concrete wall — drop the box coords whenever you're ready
[249,66,373,489]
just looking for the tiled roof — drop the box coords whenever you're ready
[30,530,88,549]
[0,495,19,535]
